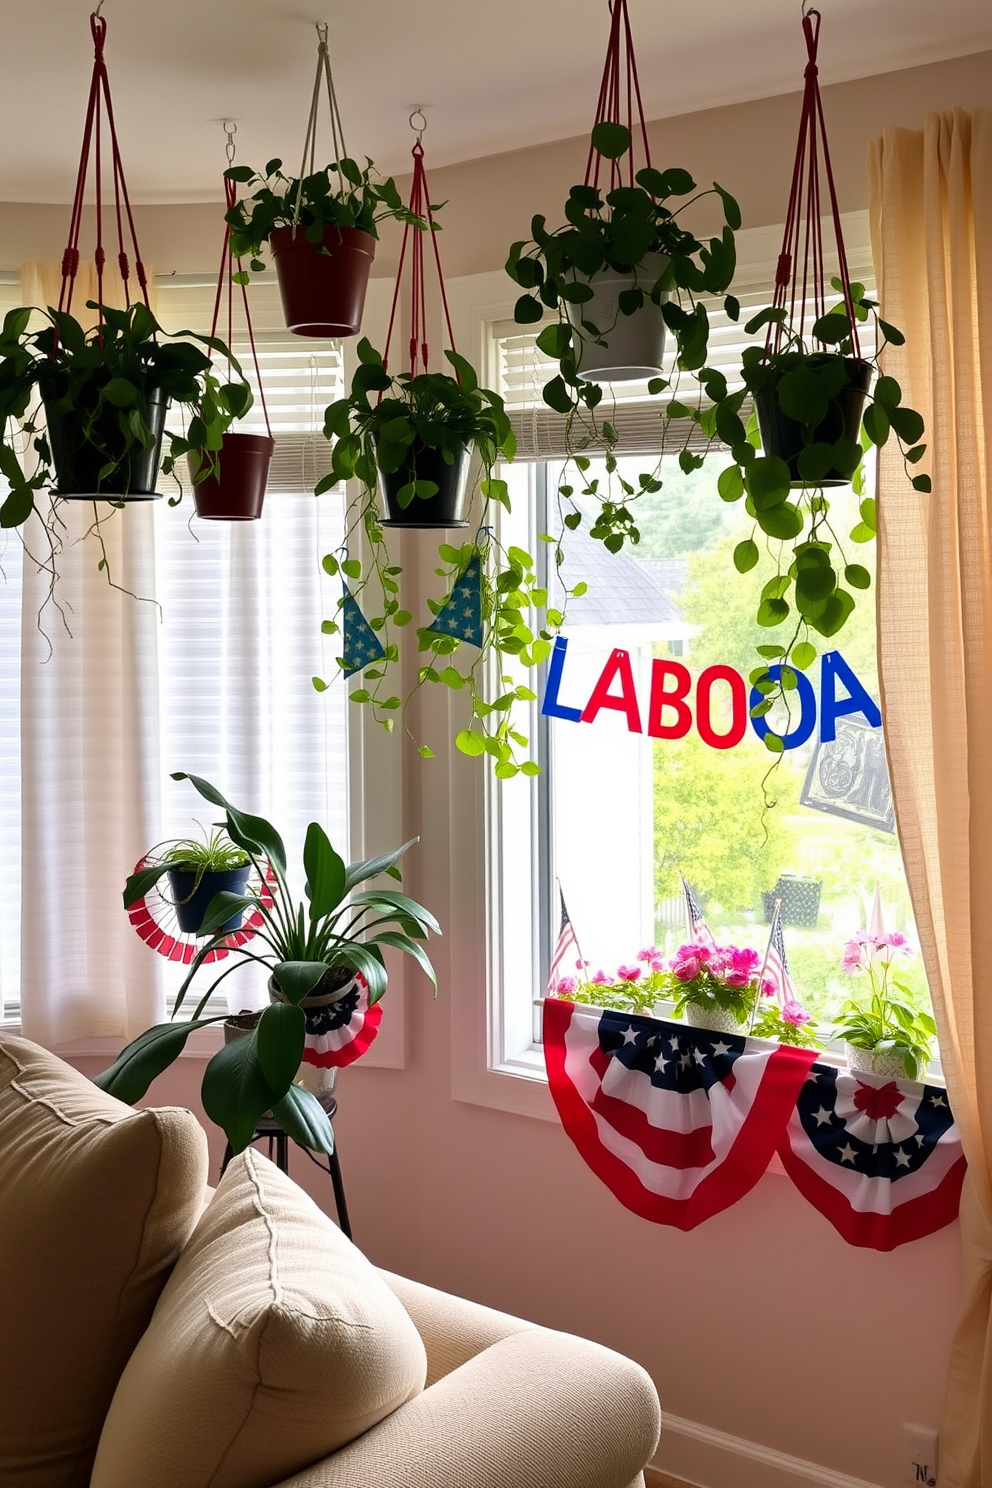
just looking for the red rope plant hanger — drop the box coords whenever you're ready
[58,6,151,337]
[766,5,861,358]
[583,0,653,191]
[382,112,457,382]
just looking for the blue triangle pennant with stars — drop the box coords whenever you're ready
[341,586,386,677]
[426,554,483,648]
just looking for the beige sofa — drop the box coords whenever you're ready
[0,1034,661,1488]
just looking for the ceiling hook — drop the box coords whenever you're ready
[409,108,427,142]
[223,119,238,165]
[315,20,329,46]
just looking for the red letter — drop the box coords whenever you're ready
[580,649,642,733]
[647,659,692,739]
[696,665,747,749]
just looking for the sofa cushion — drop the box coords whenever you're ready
[0,1034,209,1488]
[90,1147,428,1488]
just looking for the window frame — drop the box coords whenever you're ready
[442,214,906,1119]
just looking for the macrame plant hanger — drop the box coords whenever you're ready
[583,0,653,191]
[58,7,151,335]
[275,22,374,338]
[377,110,471,531]
[382,110,457,385]
[191,122,275,521]
[766,6,861,361]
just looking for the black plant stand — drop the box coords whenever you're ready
[219,1093,352,1240]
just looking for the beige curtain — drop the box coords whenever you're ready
[18,260,166,1045]
[869,108,992,1488]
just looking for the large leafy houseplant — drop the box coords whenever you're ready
[317,342,560,776]
[96,773,439,1155]
[0,300,251,535]
[697,281,928,739]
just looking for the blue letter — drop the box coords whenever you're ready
[749,665,817,750]
[541,637,583,722]
[819,651,881,742]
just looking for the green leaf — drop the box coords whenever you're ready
[590,121,632,160]
[272,961,335,1004]
[878,319,905,346]
[514,295,544,325]
[269,1084,336,1156]
[255,1002,306,1096]
[845,563,872,590]
[303,821,346,919]
[791,641,817,670]
[757,597,790,627]
[102,377,139,408]
[202,1035,280,1155]
[912,474,932,493]
[373,929,438,989]
[746,456,792,509]
[734,539,759,573]
[93,1018,225,1103]
[344,837,418,893]
[456,729,486,757]
[717,465,744,503]
[889,404,925,445]
[713,182,741,231]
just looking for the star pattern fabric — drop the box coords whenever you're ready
[426,554,483,648]
[341,586,386,677]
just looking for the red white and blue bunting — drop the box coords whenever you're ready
[300,971,383,1071]
[543,998,965,1250]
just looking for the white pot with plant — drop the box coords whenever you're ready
[663,942,773,1033]
[832,931,936,1081]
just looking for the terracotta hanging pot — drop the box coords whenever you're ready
[378,438,472,528]
[41,378,168,500]
[188,432,275,521]
[270,224,376,338]
[567,253,670,383]
[754,356,873,488]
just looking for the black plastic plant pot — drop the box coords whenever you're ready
[378,439,472,528]
[755,357,873,488]
[167,865,251,936]
[40,376,169,501]
[188,432,275,521]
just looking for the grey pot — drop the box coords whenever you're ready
[566,252,670,382]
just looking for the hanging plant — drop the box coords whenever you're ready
[223,24,424,337]
[504,0,740,558]
[695,9,929,743]
[313,120,563,776]
[0,11,250,583]
[0,301,250,524]
[186,126,275,521]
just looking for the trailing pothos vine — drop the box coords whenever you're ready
[313,341,584,776]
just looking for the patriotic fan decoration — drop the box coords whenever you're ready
[127,854,276,965]
[296,969,383,1074]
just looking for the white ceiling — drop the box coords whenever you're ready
[2,0,990,204]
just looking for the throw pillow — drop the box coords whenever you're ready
[0,1034,209,1488]
[90,1147,428,1488]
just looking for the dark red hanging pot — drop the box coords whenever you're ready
[271,225,376,338]
[188,432,275,520]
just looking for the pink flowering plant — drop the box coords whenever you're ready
[551,946,669,1016]
[831,931,935,1079]
[751,1000,822,1050]
[664,941,771,1026]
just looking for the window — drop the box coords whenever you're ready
[482,216,934,1078]
[0,274,351,1020]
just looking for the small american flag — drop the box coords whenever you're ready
[760,900,796,1008]
[681,876,717,949]
[548,889,584,990]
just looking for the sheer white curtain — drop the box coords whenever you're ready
[15,263,347,1044]
[18,261,165,1043]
